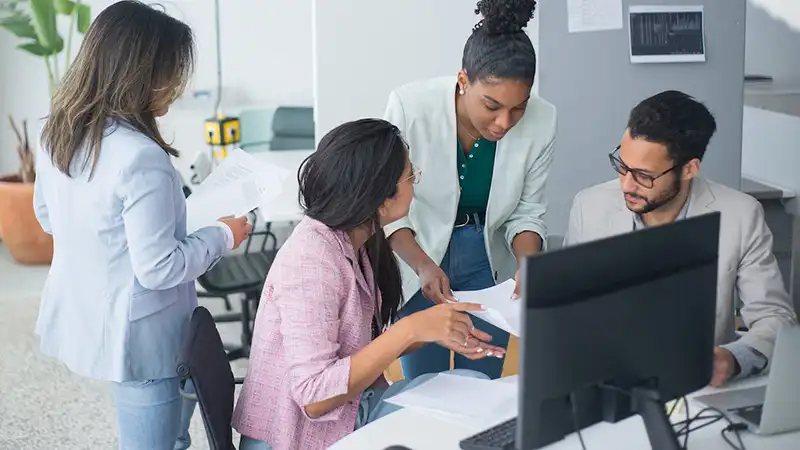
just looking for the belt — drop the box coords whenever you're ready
[454,212,486,228]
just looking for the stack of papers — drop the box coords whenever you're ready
[384,373,518,427]
[185,149,291,234]
[453,279,521,336]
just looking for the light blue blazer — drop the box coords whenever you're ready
[33,121,228,383]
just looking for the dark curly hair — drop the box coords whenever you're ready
[462,0,537,84]
[627,90,717,164]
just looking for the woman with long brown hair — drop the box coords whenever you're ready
[33,2,251,449]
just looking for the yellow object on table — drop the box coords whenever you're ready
[204,113,241,161]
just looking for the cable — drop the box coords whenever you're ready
[672,406,748,450]
[722,423,748,450]
[570,392,587,450]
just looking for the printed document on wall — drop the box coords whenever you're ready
[567,0,623,33]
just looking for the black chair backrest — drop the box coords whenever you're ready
[177,306,236,450]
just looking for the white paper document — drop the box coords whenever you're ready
[453,279,521,336]
[185,148,290,234]
[567,0,623,33]
[384,373,518,425]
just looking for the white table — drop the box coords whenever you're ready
[250,148,313,223]
[329,375,800,450]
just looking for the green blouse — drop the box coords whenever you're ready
[456,137,497,217]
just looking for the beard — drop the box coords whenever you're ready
[624,175,682,214]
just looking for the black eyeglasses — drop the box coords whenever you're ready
[608,146,680,189]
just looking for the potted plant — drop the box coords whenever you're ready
[0,0,91,264]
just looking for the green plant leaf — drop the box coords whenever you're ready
[18,41,54,56]
[0,14,37,39]
[76,3,89,33]
[28,0,62,51]
[53,0,75,15]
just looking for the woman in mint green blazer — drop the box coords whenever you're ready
[383,0,557,380]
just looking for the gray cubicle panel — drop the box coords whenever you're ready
[537,0,746,235]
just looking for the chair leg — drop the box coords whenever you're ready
[223,296,232,311]
[240,296,253,357]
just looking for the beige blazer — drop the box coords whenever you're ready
[564,177,797,364]
[382,76,557,303]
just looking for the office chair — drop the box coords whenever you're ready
[178,306,244,450]
[197,210,277,360]
[182,184,278,360]
[269,106,314,150]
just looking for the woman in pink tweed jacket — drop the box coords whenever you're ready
[232,119,506,450]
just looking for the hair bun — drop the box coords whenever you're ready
[474,0,537,35]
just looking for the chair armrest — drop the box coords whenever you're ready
[178,377,198,401]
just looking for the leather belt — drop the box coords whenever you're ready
[454,212,486,228]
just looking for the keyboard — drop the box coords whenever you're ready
[459,417,517,450]
[732,404,764,426]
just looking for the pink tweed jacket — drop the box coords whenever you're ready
[232,217,380,450]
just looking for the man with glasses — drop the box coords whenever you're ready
[564,90,797,387]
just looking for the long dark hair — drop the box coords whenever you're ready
[298,119,406,328]
[463,0,538,84]
[41,0,194,178]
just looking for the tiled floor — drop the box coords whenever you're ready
[0,244,247,449]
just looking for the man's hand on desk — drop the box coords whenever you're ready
[512,267,521,300]
[710,346,739,387]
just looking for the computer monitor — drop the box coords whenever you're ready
[518,212,720,450]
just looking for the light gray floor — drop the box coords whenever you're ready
[0,244,249,450]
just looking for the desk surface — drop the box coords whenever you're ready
[330,376,800,450]
[250,148,314,223]
[742,177,795,201]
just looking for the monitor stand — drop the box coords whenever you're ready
[630,387,681,450]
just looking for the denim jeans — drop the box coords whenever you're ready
[113,377,195,450]
[238,369,489,450]
[397,224,510,380]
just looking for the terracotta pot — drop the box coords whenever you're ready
[0,174,53,265]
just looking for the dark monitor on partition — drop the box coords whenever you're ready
[518,212,720,450]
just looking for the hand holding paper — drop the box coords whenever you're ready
[217,215,252,249]
[185,148,290,234]
[453,279,521,336]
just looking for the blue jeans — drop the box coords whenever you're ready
[398,225,510,380]
[113,377,195,450]
[239,369,489,449]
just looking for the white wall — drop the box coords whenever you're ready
[312,0,539,141]
[742,105,800,212]
[746,0,800,79]
[0,0,314,177]
[740,1,800,198]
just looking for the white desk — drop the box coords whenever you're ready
[249,148,313,223]
[330,376,800,450]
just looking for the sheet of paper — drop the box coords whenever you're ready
[453,279,521,336]
[189,148,267,196]
[384,373,517,423]
[185,148,290,234]
[567,0,623,33]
